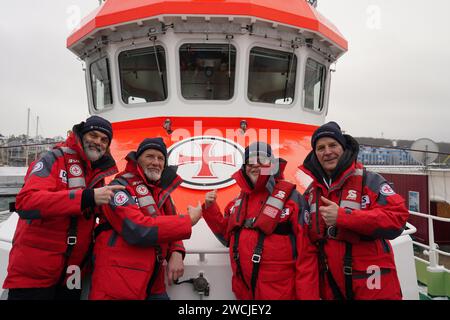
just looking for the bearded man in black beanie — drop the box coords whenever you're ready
[299,121,409,300]
[89,137,203,300]
[4,116,123,300]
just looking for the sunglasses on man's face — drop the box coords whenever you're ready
[246,154,272,166]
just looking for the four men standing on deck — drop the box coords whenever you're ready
[2,116,409,300]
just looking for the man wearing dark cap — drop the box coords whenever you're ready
[299,121,409,300]
[201,142,318,300]
[4,116,123,300]
[89,137,203,300]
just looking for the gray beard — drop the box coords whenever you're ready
[83,143,104,162]
[144,168,161,182]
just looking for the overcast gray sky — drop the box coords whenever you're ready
[0,0,449,143]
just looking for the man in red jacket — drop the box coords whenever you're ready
[89,137,203,300]
[3,116,122,300]
[299,121,409,300]
[202,142,319,300]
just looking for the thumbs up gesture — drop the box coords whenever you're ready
[319,196,339,227]
[204,189,218,209]
[187,202,203,226]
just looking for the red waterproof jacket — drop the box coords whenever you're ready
[3,126,118,289]
[202,161,319,300]
[89,152,192,300]
[299,135,409,300]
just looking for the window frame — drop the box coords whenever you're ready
[176,40,239,104]
[89,56,114,111]
[301,56,328,114]
[115,41,171,108]
[245,43,300,109]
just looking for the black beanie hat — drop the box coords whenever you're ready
[136,137,167,162]
[311,121,346,150]
[81,116,113,143]
[244,141,272,162]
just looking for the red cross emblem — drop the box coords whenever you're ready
[69,164,82,177]
[177,143,235,178]
[114,191,128,206]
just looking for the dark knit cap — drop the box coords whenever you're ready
[244,142,272,162]
[136,137,167,162]
[311,121,346,150]
[81,116,113,143]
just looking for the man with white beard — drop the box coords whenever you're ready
[89,137,203,300]
[4,116,122,300]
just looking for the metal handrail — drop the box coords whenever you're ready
[413,241,450,257]
[186,248,228,254]
[402,222,417,236]
[409,210,450,223]
[409,210,450,269]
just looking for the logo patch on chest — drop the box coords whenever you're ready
[346,190,357,201]
[136,184,149,196]
[69,164,83,177]
[275,190,286,200]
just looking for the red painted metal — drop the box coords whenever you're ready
[67,0,347,50]
[109,116,317,212]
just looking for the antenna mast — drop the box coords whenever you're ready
[25,108,30,167]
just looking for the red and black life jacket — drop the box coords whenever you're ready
[227,175,297,298]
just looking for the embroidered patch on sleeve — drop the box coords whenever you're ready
[31,162,44,173]
[380,183,395,196]
[114,191,129,206]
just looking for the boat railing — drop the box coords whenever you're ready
[409,210,450,271]
[184,248,229,262]
[402,221,417,236]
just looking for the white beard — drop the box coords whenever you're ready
[144,168,162,182]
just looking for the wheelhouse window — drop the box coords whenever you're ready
[303,58,326,111]
[179,43,236,100]
[118,45,168,104]
[248,47,297,105]
[90,57,112,110]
